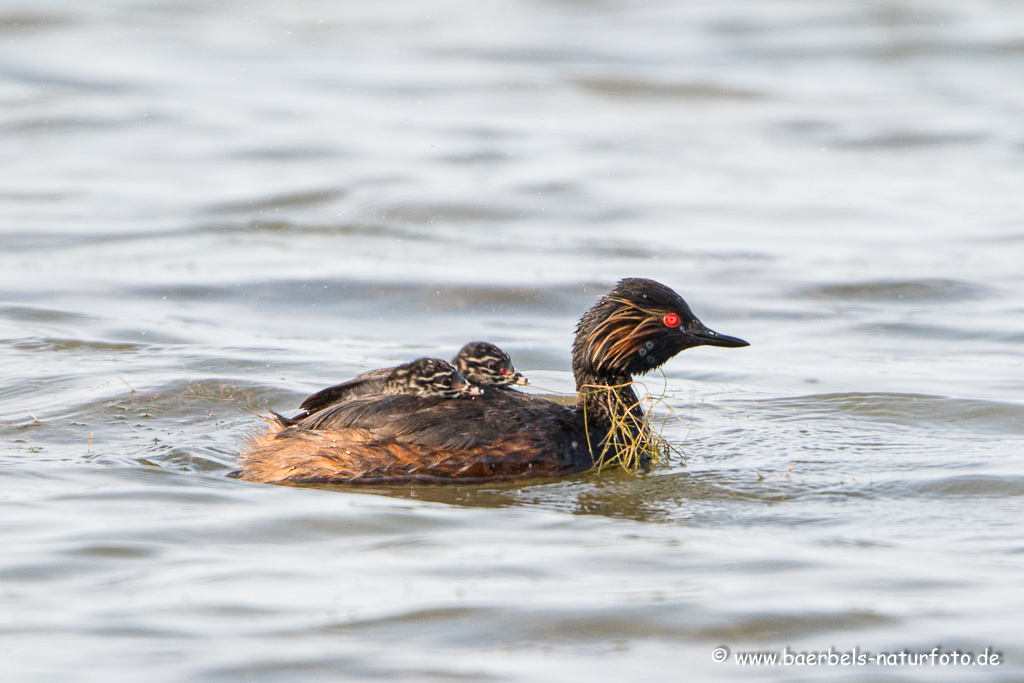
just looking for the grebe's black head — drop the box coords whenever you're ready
[572,278,748,378]
[394,358,482,398]
[454,342,528,387]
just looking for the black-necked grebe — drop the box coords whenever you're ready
[233,278,748,485]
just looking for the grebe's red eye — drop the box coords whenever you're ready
[663,313,681,328]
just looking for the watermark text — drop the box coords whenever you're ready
[712,645,1001,667]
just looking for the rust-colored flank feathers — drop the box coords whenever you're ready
[233,278,749,486]
[239,424,583,485]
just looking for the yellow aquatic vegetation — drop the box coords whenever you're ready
[578,376,689,474]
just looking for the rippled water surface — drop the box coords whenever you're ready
[2,1,1024,680]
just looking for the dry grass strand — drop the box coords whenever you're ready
[578,378,688,474]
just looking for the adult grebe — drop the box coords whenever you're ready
[233,278,748,485]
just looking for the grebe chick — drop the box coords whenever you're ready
[453,341,527,389]
[234,278,748,485]
[296,343,521,418]
[295,357,479,418]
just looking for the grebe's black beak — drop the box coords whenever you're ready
[689,322,749,348]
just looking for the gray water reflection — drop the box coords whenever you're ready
[3,0,1024,680]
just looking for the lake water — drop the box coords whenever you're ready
[2,0,1023,680]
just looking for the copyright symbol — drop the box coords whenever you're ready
[712,646,729,663]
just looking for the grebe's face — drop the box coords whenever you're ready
[633,308,749,374]
[580,279,749,376]
[455,343,528,387]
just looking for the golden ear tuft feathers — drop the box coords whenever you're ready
[586,297,667,374]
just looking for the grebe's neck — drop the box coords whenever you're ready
[574,369,647,459]
[570,290,653,454]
